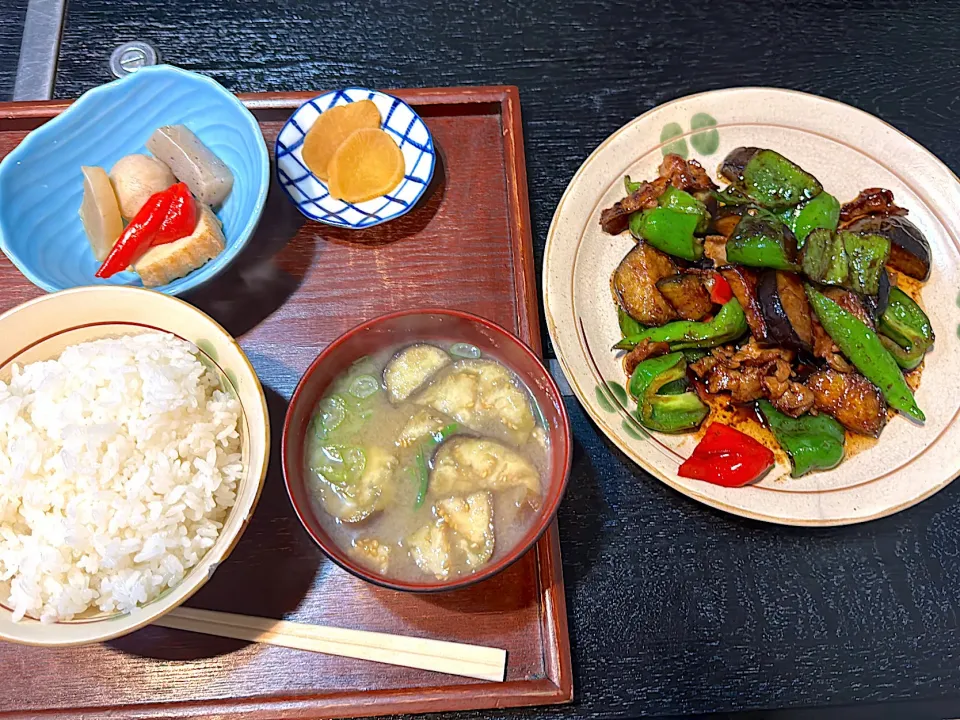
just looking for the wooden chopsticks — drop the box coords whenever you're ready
[153,607,507,682]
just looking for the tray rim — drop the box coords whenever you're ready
[0,84,573,719]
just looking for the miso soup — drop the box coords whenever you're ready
[305,341,549,582]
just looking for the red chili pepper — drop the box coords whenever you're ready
[678,423,774,487]
[95,190,173,278]
[153,182,197,246]
[710,272,733,305]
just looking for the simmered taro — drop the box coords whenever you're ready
[306,343,548,582]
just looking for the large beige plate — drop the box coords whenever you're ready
[544,87,960,526]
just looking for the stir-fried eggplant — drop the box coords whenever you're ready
[800,228,891,295]
[655,273,712,321]
[846,215,931,280]
[718,147,757,185]
[861,269,892,324]
[718,265,766,339]
[611,242,679,326]
[726,215,799,270]
[719,147,822,208]
[756,271,813,351]
[601,146,932,478]
[710,206,745,238]
[807,369,887,437]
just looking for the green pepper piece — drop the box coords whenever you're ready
[801,229,890,294]
[682,348,710,363]
[618,307,646,338]
[841,231,890,295]
[779,192,840,246]
[879,336,926,371]
[806,286,924,422]
[411,422,459,508]
[630,208,703,261]
[658,377,689,395]
[725,215,799,270]
[757,399,845,477]
[713,187,753,206]
[628,352,709,433]
[615,299,748,351]
[658,186,710,234]
[877,288,934,371]
[800,228,849,286]
[740,149,823,208]
[624,175,643,194]
[878,287,934,351]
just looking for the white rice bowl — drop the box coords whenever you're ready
[0,332,244,623]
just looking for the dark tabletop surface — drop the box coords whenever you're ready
[4,1,960,719]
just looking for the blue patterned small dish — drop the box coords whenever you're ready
[276,88,435,228]
[0,65,269,295]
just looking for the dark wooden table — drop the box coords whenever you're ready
[4,2,960,719]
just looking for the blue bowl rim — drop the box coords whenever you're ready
[0,64,270,296]
[275,87,435,229]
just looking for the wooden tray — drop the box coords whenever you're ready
[0,86,572,719]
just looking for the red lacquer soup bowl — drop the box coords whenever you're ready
[282,308,572,592]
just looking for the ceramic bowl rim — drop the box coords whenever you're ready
[281,307,572,592]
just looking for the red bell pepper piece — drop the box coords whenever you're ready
[710,272,733,305]
[678,423,774,487]
[153,182,197,246]
[95,190,172,278]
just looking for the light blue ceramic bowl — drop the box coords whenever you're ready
[0,65,269,295]
[276,88,435,228]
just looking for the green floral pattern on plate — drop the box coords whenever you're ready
[690,113,719,155]
[660,122,688,159]
[595,381,648,439]
[660,113,720,158]
[595,384,615,412]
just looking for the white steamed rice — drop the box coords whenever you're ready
[0,332,243,623]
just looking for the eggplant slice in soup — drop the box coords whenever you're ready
[397,408,448,447]
[408,521,451,579]
[350,538,391,574]
[311,445,397,523]
[383,344,452,403]
[436,491,495,568]
[414,359,537,444]
[429,437,541,508]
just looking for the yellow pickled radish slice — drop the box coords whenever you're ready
[327,128,405,204]
[79,166,123,262]
[302,100,381,181]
